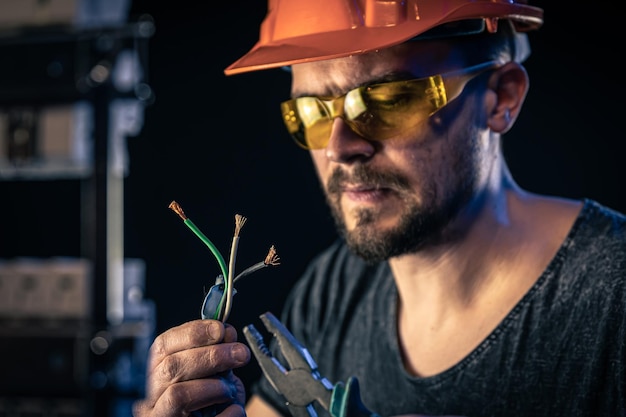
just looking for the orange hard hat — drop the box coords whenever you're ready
[224,0,543,76]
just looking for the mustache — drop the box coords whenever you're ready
[326,165,411,194]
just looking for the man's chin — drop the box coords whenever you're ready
[343,226,394,263]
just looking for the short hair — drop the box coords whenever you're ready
[415,18,530,64]
[460,19,531,64]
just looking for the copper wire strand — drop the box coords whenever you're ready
[168,200,187,220]
[222,214,247,321]
[168,200,228,281]
[233,245,281,283]
[170,202,280,321]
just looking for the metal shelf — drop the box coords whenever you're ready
[0,18,155,417]
[0,159,91,179]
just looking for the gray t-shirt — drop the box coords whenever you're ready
[251,199,626,417]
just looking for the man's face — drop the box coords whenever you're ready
[290,42,495,263]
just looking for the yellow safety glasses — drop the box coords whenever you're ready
[281,60,500,150]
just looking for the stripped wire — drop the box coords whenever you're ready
[222,214,247,322]
[234,245,281,283]
[169,201,280,322]
[168,201,228,279]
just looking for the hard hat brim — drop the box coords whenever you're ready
[224,1,543,76]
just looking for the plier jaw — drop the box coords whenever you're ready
[243,312,334,416]
[243,312,381,417]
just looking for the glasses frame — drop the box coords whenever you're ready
[281,60,502,150]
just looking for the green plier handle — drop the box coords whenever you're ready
[330,377,381,417]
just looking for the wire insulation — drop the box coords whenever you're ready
[169,201,280,323]
[169,201,228,279]
[223,214,247,322]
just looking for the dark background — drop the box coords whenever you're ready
[2,0,625,400]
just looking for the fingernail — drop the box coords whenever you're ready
[231,344,248,362]
[208,322,221,340]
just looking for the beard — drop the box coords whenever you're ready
[324,161,476,264]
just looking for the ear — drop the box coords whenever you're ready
[486,62,529,134]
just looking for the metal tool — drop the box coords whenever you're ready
[243,312,381,417]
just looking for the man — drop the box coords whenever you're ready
[133,1,626,416]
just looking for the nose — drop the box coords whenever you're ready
[324,118,375,162]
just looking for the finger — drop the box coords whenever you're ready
[146,342,250,401]
[213,370,247,405]
[223,323,238,344]
[133,376,243,417]
[141,321,247,411]
[160,376,240,415]
[215,403,246,417]
[149,320,227,368]
[159,343,249,381]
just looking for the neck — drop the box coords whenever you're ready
[389,186,515,309]
[386,149,582,378]
[388,162,579,316]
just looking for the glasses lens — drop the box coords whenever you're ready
[280,73,456,150]
[281,98,333,149]
[350,75,446,139]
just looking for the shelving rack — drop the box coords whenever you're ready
[0,13,155,417]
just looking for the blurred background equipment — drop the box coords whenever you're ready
[0,1,155,416]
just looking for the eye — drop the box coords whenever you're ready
[368,91,412,109]
[366,82,421,111]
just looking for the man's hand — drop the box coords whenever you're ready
[133,319,250,417]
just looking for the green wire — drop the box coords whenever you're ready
[183,218,228,280]
[169,201,230,321]
[184,218,229,320]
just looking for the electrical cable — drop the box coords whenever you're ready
[168,201,228,279]
[234,245,280,283]
[222,214,246,322]
[169,201,280,322]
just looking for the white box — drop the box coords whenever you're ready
[0,0,78,28]
[0,259,17,316]
[0,0,131,29]
[47,257,90,318]
[9,258,49,318]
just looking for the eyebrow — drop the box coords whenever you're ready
[364,70,418,86]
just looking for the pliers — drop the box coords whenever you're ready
[243,312,381,417]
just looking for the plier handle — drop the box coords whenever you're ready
[243,312,381,417]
